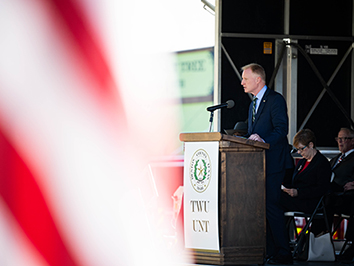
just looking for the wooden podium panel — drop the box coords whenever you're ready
[180,133,268,265]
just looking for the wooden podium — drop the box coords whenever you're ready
[179,132,269,265]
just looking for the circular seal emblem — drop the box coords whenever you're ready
[189,149,211,193]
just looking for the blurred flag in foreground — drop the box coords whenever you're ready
[0,0,186,265]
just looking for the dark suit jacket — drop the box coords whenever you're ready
[291,151,331,199]
[247,87,292,175]
[327,150,354,241]
[281,151,331,213]
[330,151,354,191]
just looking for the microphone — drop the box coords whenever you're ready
[206,100,235,112]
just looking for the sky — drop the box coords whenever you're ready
[162,0,216,52]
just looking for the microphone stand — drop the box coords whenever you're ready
[208,111,214,132]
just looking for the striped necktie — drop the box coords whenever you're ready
[333,153,345,169]
[252,96,257,122]
[338,154,345,164]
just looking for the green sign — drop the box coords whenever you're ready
[176,48,214,134]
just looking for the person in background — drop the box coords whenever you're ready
[281,129,331,236]
[241,63,293,265]
[325,127,354,262]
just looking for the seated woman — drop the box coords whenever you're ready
[281,129,332,234]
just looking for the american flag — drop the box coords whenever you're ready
[0,0,185,265]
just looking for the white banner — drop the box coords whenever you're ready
[183,141,219,251]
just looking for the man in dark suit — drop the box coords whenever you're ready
[241,63,293,265]
[327,127,354,262]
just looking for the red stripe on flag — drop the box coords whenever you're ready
[0,128,79,266]
[45,0,126,123]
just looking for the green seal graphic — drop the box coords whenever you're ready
[190,149,211,193]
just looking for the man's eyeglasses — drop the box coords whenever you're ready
[335,137,353,142]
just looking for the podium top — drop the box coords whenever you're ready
[179,132,269,150]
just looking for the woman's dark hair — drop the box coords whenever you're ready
[293,129,316,148]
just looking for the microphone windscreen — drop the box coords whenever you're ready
[226,100,235,109]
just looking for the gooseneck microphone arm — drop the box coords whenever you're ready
[206,100,235,132]
[208,111,214,132]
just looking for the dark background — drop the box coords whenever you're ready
[219,0,353,147]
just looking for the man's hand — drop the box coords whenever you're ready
[248,133,265,142]
[343,181,354,191]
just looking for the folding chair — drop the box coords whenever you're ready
[284,195,331,258]
[332,213,351,255]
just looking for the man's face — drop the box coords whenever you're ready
[337,130,354,153]
[241,68,261,96]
